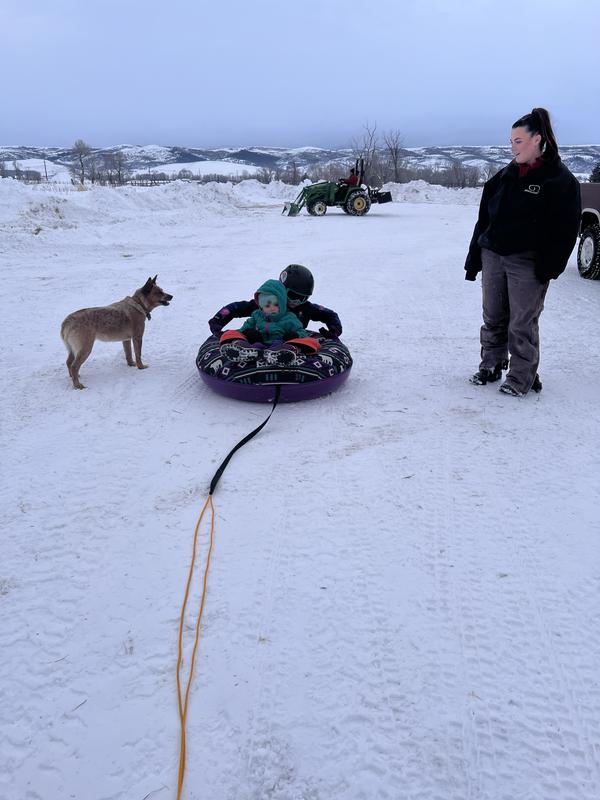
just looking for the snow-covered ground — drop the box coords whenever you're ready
[4,158,72,182]
[140,160,262,178]
[1,177,600,800]
[4,157,261,183]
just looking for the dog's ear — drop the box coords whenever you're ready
[142,277,154,294]
[152,274,157,283]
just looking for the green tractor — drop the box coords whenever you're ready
[282,158,392,217]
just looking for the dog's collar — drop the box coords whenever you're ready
[126,296,151,320]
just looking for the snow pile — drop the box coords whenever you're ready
[384,179,481,205]
[0,179,254,238]
[0,177,483,241]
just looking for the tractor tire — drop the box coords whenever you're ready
[345,190,371,216]
[577,224,600,279]
[307,200,327,216]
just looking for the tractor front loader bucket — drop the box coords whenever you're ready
[282,201,301,216]
[283,188,306,216]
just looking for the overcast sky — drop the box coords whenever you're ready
[2,0,599,149]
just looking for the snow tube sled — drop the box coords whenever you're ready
[196,332,353,403]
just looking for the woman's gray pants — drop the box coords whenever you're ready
[480,249,549,394]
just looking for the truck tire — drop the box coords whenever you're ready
[307,200,327,216]
[577,224,600,279]
[345,190,371,216]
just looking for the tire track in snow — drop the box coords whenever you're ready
[438,387,600,800]
[1,376,179,799]
[227,397,421,800]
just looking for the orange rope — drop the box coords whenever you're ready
[176,493,216,800]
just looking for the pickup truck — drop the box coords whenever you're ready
[578,182,600,279]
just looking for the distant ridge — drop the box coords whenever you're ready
[1,143,598,177]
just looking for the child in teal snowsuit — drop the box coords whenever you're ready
[240,279,307,342]
[219,279,320,365]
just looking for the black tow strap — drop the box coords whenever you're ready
[209,386,282,495]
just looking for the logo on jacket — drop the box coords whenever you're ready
[524,184,540,195]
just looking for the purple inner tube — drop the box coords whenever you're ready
[199,367,351,403]
[196,333,353,403]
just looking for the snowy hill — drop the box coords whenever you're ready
[2,142,599,181]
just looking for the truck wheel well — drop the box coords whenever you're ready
[581,210,600,232]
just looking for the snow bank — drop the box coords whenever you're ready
[383,179,481,205]
[0,177,481,239]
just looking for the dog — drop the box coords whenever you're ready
[61,275,173,389]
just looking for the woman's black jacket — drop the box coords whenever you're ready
[465,159,581,282]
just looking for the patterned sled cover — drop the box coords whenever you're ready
[196,332,353,403]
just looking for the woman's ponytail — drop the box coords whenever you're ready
[531,107,559,162]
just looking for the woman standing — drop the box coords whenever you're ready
[465,108,581,396]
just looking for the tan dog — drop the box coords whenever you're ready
[61,275,173,389]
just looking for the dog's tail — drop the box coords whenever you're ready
[60,317,77,354]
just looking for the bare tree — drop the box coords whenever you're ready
[0,160,7,178]
[351,121,382,184]
[87,152,99,184]
[453,162,480,188]
[483,162,501,182]
[383,128,405,183]
[291,160,300,184]
[71,139,92,184]
[280,160,302,185]
[115,151,130,185]
[422,162,480,188]
[306,163,330,182]
[102,150,130,185]
[129,171,163,186]
[256,167,275,184]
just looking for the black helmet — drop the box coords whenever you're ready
[279,264,314,303]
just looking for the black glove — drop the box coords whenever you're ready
[319,327,341,339]
[465,270,478,282]
[244,329,262,344]
[209,320,223,335]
